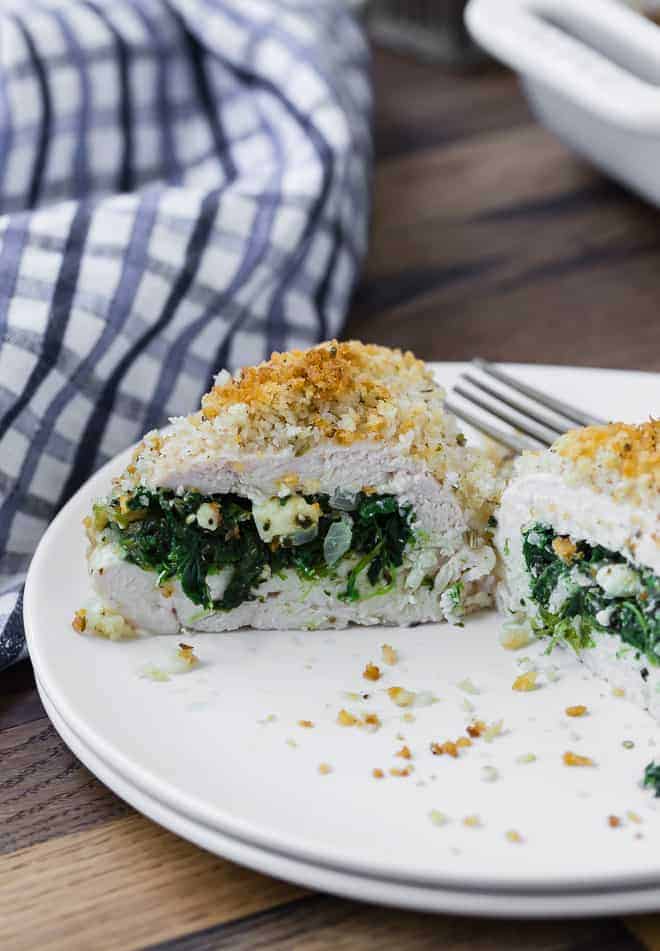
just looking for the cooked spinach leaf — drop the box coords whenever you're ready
[101,489,414,612]
[521,522,660,664]
[643,761,660,797]
[340,494,413,602]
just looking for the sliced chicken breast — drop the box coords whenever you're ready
[81,341,501,637]
[496,421,659,720]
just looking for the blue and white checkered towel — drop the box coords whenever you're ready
[0,0,371,670]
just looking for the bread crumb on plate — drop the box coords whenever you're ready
[381,644,398,665]
[563,751,595,767]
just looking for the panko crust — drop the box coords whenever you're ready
[555,421,659,485]
[112,340,502,524]
[516,420,659,509]
[203,341,400,426]
[200,340,444,454]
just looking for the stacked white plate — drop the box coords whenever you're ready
[25,364,660,917]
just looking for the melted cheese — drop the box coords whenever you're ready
[252,495,321,543]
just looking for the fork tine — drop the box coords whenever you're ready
[472,358,607,427]
[444,399,541,454]
[454,382,555,447]
[462,371,566,437]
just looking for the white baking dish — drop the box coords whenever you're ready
[465,0,660,205]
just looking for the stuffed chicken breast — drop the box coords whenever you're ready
[496,421,659,718]
[80,341,500,637]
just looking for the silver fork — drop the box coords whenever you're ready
[445,358,606,454]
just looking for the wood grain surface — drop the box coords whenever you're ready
[2,44,660,951]
[346,54,660,372]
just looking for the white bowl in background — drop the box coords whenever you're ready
[466,0,660,206]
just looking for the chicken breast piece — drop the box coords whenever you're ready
[82,341,501,636]
[496,421,659,719]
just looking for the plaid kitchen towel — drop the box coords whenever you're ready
[0,0,372,669]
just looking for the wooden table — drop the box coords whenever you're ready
[2,46,660,951]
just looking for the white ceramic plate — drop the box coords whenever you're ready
[36,679,660,918]
[25,364,660,916]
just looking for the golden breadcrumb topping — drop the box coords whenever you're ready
[555,421,659,484]
[202,340,401,431]
[196,340,456,469]
[112,340,502,525]
[516,420,659,508]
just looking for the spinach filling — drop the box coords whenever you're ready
[521,522,660,663]
[97,489,415,612]
[643,761,660,797]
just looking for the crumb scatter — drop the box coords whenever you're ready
[381,644,398,665]
[565,705,587,718]
[363,663,381,682]
[387,686,416,708]
[512,671,538,692]
[563,751,595,767]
